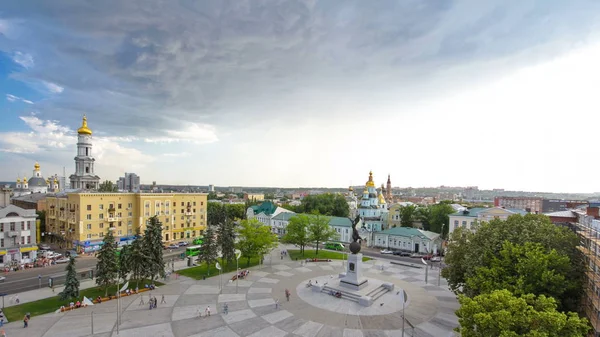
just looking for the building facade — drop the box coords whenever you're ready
[373,227,442,254]
[247,201,294,228]
[13,162,60,197]
[69,115,101,190]
[494,196,542,214]
[45,192,207,252]
[448,207,528,235]
[117,173,141,192]
[357,171,388,247]
[243,193,265,202]
[270,212,353,242]
[11,193,48,211]
[0,204,38,267]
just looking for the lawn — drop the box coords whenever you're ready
[288,249,372,262]
[3,279,163,322]
[177,256,262,280]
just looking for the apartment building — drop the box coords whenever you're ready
[574,207,600,336]
[0,204,39,267]
[494,196,542,214]
[45,192,207,253]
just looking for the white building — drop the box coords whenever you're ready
[448,207,528,235]
[0,204,38,267]
[374,227,442,254]
[270,211,354,242]
[69,115,101,190]
[357,171,388,247]
[13,162,60,197]
[247,201,295,228]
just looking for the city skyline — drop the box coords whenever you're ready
[1,2,600,193]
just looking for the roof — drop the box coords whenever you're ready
[544,210,577,218]
[328,216,352,227]
[378,227,439,241]
[272,212,297,221]
[249,201,278,216]
[28,177,47,187]
[0,204,37,218]
[450,207,528,217]
[11,193,48,202]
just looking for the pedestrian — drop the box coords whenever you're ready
[205,306,211,316]
[139,295,145,306]
[161,294,166,304]
[223,303,229,315]
[285,289,290,302]
[275,299,280,309]
[149,300,153,310]
[23,314,29,328]
[153,297,157,308]
[15,295,19,304]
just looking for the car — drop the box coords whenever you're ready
[65,250,78,258]
[410,253,422,258]
[39,244,51,250]
[55,257,70,264]
[0,276,5,282]
[431,256,441,262]
[167,244,179,249]
[177,241,189,247]
[392,251,402,255]
[380,249,393,254]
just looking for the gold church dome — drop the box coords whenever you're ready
[77,115,93,135]
[365,171,376,188]
[34,162,40,171]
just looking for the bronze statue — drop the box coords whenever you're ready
[350,215,362,243]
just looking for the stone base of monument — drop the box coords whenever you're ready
[340,253,368,291]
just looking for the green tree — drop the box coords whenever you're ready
[282,214,310,255]
[443,214,584,312]
[36,210,46,238]
[208,202,226,227]
[95,229,118,296]
[307,215,339,255]
[98,180,118,192]
[455,289,590,337]
[127,229,147,287]
[416,203,454,235]
[207,192,218,200]
[300,194,349,217]
[199,225,218,275]
[466,241,573,303]
[264,193,275,200]
[118,244,131,283]
[142,216,165,282]
[399,204,418,227]
[236,219,278,267]
[59,257,80,300]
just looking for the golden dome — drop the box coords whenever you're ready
[378,191,386,204]
[53,177,58,183]
[365,171,376,188]
[34,162,40,171]
[23,176,28,183]
[77,115,93,135]
[17,178,21,183]
[46,179,50,185]
[349,186,354,191]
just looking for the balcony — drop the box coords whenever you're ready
[68,217,76,224]
[185,211,194,216]
[48,213,56,219]
[8,231,18,237]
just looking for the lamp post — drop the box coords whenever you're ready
[235,249,241,294]
[401,289,407,337]
[215,261,223,293]
[421,258,428,284]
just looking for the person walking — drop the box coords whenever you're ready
[205,306,211,317]
[23,314,29,328]
[275,299,279,310]
[285,289,290,302]
[139,295,145,306]
[161,294,166,304]
[223,303,229,315]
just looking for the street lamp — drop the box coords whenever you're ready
[215,261,223,293]
[235,249,241,294]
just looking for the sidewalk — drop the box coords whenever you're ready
[1,278,97,309]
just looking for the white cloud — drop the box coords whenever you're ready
[6,94,34,104]
[13,51,34,69]
[42,81,64,94]
[144,123,218,144]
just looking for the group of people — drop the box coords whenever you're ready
[329,290,342,298]
[280,250,288,259]
[231,269,250,281]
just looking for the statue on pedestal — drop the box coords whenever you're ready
[349,215,362,254]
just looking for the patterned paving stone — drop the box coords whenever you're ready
[222,309,257,325]
[257,277,280,284]
[228,316,272,336]
[293,321,324,337]
[343,328,364,337]
[274,271,295,277]
[248,287,273,294]
[246,326,288,337]
[188,326,240,337]
[262,310,294,324]
[248,298,276,308]
[295,267,313,273]
[218,293,247,302]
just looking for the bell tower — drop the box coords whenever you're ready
[386,174,392,200]
[69,115,101,189]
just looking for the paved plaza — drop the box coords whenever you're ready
[1,249,459,337]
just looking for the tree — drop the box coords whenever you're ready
[236,219,278,267]
[466,241,573,304]
[199,225,218,275]
[416,203,454,235]
[96,228,118,296]
[142,216,165,282]
[282,214,311,255]
[59,257,80,300]
[399,205,418,227]
[455,289,590,337]
[37,210,46,239]
[307,215,339,255]
[98,180,118,192]
[118,244,131,283]
[207,192,218,200]
[300,194,350,217]
[127,229,147,287]
[443,214,584,312]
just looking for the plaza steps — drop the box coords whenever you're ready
[321,285,361,303]
[365,285,389,301]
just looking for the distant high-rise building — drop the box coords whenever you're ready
[117,173,141,192]
[208,184,215,192]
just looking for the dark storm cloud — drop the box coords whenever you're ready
[1,0,599,137]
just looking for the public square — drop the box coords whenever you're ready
[0,247,459,337]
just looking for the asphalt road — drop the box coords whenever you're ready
[0,249,186,295]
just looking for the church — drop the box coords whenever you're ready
[69,115,101,189]
[357,171,389,247]
[13,162,60,197]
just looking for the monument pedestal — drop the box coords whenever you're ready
[340,253,368,290]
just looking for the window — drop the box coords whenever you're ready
[109,204,114,209]
[118,230,122,235]
[87,205,92,211]
[99,223,104,229]
[180,232,184,239]
[181,209,184,214]
[87,224,92,230]
[128,229,132,235]
[21,236,25,244]
[27,222,30,230]
[118,204,122,209]
[21,222,25,230]
[128,212,132,217]
[99,204,104,210]
[181,202,184,206]
[201,202,204,206]
[128,203,133,208]
[99,214,104,219]
[87,214,92,220]
[87,234,92,239]
[0,224,3,232]
[99,232,104,237]
[128,220,132,226]
[27,236,31,244]
[193,202,196,206]
[118,221,122,227]
[0,239,3,247]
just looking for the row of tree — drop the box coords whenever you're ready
[95,216,165,296]
[282,214,338,255]
[443,214,590,336]
[282,193,350,218]
[395,202,455,237]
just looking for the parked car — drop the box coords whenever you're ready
[167,244,179,249]
[55,257,70,264]
[39,244,51,250]
[431,256,441,262]
[393,251,411,256]
[0,276,5,282]
[380,249,393,254]
[410,253,422,258]
[65,250,78,258]
[177,241,189,247]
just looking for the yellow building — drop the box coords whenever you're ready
[46,192,208,252]
[244,193,265,202]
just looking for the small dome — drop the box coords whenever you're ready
[28,177,47,187]
[77,115,93,135]
[34,162,40,171]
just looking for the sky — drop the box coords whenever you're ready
[1,1,600,193]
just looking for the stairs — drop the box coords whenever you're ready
[365,285,389,301]
[321,286,361,303]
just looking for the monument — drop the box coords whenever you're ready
[340,215,368,290]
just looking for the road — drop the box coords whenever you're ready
[0,249,186,295]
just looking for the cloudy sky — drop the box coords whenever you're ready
[1,1,600,193]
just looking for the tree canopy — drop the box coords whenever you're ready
[98,180,118,192]
[95,228,118,296]
[443,214,584,312]
[299,193,349,217]
[416,203,454,236]
[282,214,311,255]
[398,204,418,227]
[59,257,80,300]
[199,224,218,275]
[307,215,339,254]
[455,289,590,337]
[142,216,165,282]
[208,202,246,227]
[235,219,278,267]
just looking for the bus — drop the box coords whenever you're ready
[192,237,204,245]
[325,242,345,251]
[185,245,203,257]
